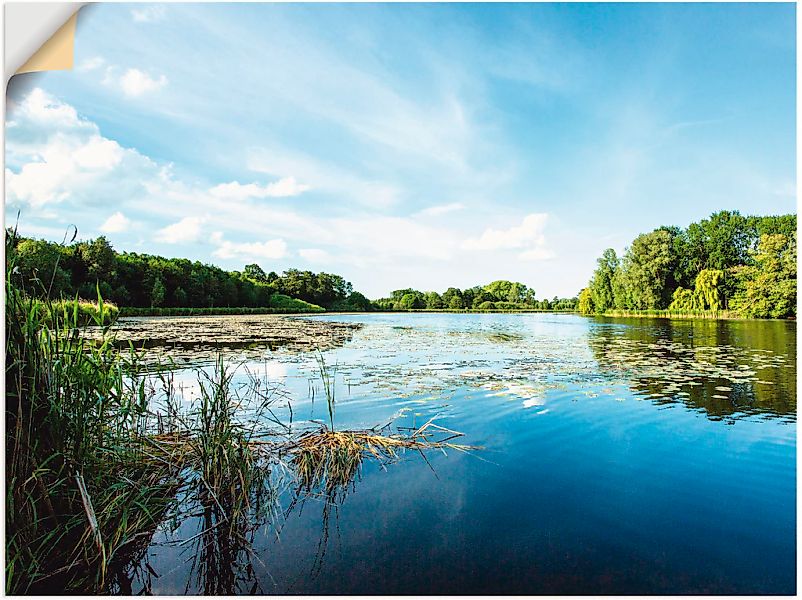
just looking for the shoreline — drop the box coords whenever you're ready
[115,308,793,322]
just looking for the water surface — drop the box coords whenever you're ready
[122,313,796,594]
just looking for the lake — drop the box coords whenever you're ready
[117,312,796,595]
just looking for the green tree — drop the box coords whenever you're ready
[589,248,618,312]
[150,277,166,307]
[397,292,424,310]
[244,263,268,283]
[618,229,677,309]
[345,291,372,311]
[79,236,116,280]
[578,287,595,315]
[693,269,724,310]
[731,233,797,318]
[483,280,530,304]
[442,287,463,308]
[14,238,71,297]
[424,291,444,309]
[448,295,463,309]
[668,287,698,311]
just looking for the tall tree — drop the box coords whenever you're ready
[618,229,677,309]
[589,248,618,312]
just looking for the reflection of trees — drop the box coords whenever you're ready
[588,317,796,420]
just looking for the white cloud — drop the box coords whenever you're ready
[417,202,465,217]
[264,176,311,197]
[78,56,105,72]
[5,88,150,208]
[119,69,168,97]
[154,216,206,244]
[463,213,553,260]
[209,176,310,200]
[519,247,555,261]
[99,211,131,233]
[463,213,548,250]
[299,248,331,263]
[212,236,288,261]
[131,5,166,22]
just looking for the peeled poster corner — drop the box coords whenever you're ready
[6,3,85,84]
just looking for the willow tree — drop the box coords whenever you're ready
[578,287,595,315]
[693,269,725,310]
[668,287,697,311]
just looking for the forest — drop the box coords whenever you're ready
[374,281,577,311]
[8,210,795,319]
[578,211,797,319]
[5,230,372,312]
[6,230,576,314]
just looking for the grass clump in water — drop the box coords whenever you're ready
[289,418,472,497]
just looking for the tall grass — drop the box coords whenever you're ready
[31,297,119,326]
[5,277,285,592]
[6,234,474,593]
[6,260,179,593]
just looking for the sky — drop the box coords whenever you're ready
[5,2,796,299]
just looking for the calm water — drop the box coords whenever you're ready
[124,313,796,595]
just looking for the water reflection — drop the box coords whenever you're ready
[103,313,794,595]
[115,450,404,594]
[587,317,796,420]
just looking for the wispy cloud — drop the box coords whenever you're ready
[417,202,465,217]
[8,2,794,298]
[209,177,310,200]
[247,146,399,208]
[77,56,105,72]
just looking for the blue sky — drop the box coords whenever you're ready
[5,2,796,299]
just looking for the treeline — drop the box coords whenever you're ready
[578,211,797,319]
[6,231,371,312]
[373,280,578,311]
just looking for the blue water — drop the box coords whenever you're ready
[127,313,796,594]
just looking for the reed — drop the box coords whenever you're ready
[6,248,180,593]
[6,233,475,593]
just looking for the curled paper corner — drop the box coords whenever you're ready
[16,10,79,75]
